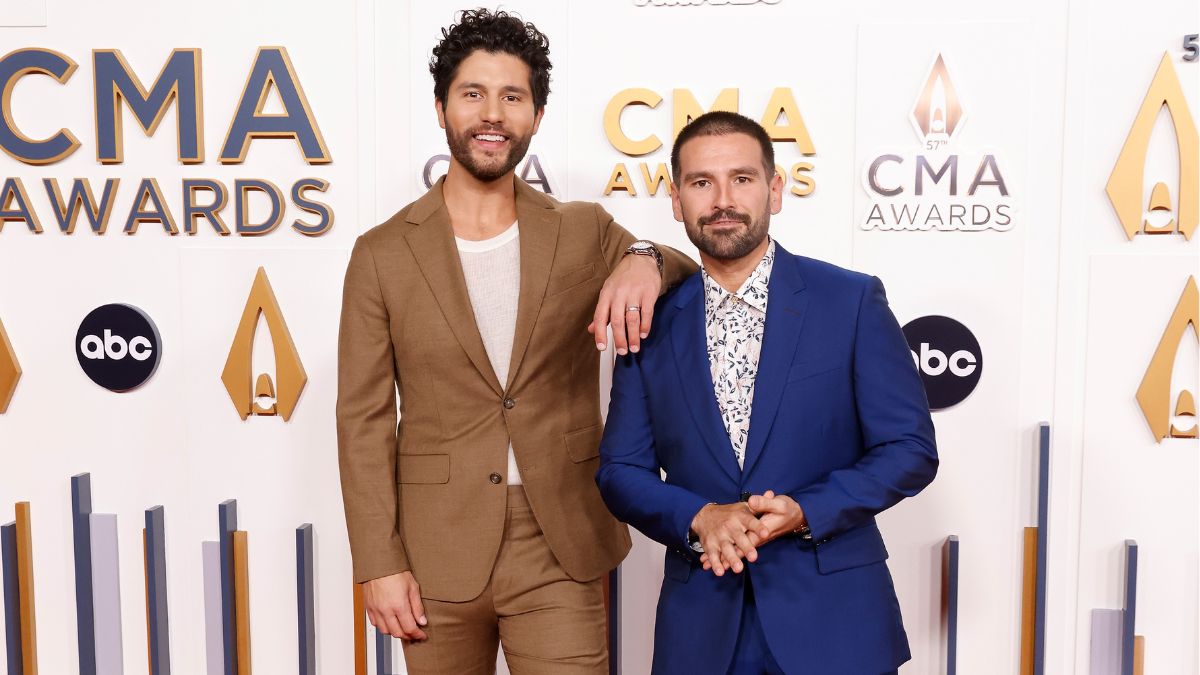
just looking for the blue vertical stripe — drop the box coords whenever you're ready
[2,523,21,675]
[374,630,392,675]
[1121,540,1137,675]
[72,473,97,675]
[296,525,315,675]
[145,506,171,675]
[1033,423,1049,675]
[218,501,238,675]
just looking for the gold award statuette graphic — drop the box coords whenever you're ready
[221,267,306,420]
[0,316,20,413]
[1106,53,1198,241]
[1137,276,1198,442]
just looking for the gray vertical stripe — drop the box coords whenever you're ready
[72,473,97,675]
[1122,540,1138,675]
[1090,608,1122,675]
[145,506,171,675]
[944,535,959,675]
[202,542,223,675]
[218,500,238,675]
[89,513,123,675]
[2,523,21,675]
[295,525,315,675]
[1033,423,1050,675]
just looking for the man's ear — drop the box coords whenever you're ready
[769,170,784,215]
[435,98,446,130]
[531,106,545,135]
[671,181,684,223]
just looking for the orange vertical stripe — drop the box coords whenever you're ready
[1019,527,1037,675]
[1133,635,1145,675]
[353,583,366,675]
[15,502,37,675]
[233,531,252,675]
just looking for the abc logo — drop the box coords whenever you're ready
[75,304,161,392]
[902,315,982,410]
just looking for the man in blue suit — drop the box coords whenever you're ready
[596,111,938,675]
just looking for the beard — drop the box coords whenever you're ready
[684,204,771,261]
[445,121,533,182]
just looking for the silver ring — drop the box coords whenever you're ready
[626,305,640,312]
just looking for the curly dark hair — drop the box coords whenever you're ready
[430,8,552,111]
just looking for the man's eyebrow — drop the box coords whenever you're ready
[454,81,531,95]
[681,166,763,182]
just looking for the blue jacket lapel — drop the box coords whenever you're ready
[669,275,742,484]
[742,248,808,477]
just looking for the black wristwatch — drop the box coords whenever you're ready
[624,240,664,277]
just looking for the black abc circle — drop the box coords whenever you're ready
[75,304,162,392]
[902,315,982,410]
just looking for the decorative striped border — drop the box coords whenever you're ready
[201,542,223,675]
[352,584,366,675]
[145,506,170,675]
[89,513,122,675]
[233,531,251,675]
[218,500,238,675]
[1121,540,1138,675]
[375,630,393,674]
[1033,423,1049,675]
[2,521,22,675]
[14,503,36,675]
[608,568,620,675]
[71,474,96,675]
[942,535,959,675]
[1090,609,1121,674]
[296,525,315,675]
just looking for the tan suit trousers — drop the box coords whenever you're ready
[401,487,608,674]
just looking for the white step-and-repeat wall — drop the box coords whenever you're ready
[0,0,1196,673]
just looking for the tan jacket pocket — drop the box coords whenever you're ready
[546,263,597,297]
[564,424,603,462]
[397,454,450,484]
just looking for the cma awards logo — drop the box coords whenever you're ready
[1106,53,1197,241]
[1137,276,1198,442]
[221,267,307,421]
[861,54,1015,232]
[601,87,815,198]
[0,315,19,412]
[0,47,333,237]
[422,153,555,195]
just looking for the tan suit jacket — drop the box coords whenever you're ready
[337,177,697,601]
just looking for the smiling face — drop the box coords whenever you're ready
[436,50,543,183]
[671,132,783,262]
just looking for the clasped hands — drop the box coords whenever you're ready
[689,490,807,576]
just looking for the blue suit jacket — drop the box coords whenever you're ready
[597,244,937,675]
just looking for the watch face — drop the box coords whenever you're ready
[631,241,654,251]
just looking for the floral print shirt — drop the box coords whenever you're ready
[703,239,776,469]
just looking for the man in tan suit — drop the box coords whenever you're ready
[337,9,696,673]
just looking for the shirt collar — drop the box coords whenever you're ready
[702,238,776,314]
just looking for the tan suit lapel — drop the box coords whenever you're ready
[403,178,504,396]
[506,179,560,390]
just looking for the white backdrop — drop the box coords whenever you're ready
[0,0,1197,673]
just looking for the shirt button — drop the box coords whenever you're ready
[503,398,515,409]
[739,491,751,502]
[489,473,502,484]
